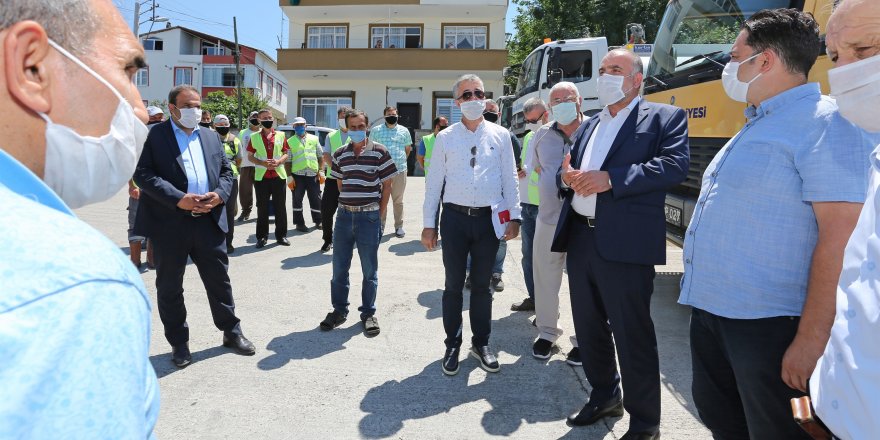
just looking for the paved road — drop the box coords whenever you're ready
[77,177,708,439]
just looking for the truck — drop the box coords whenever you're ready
[643,0,835,245]
[504,37,609,137]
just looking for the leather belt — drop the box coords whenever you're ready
[339,203,380,213]
[572,213,596,228]
[444,203,491,217]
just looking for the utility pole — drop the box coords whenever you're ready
[133,1,140,36]
[233,17,243,129]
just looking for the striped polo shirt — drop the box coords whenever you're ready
[331,139,398,206]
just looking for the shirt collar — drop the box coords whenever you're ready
[600,96,641,121]
[0,148,73,215]
[745,83,820,121]
[349,139,375,152]
[170,120,200,137]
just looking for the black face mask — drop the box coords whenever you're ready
[261,120,274,129]
[216,126,230,136]
[199,122,212,128]
[385,115,398,125]
[249,118,259,127]
[482,112,499,123]
[437,125,448,132]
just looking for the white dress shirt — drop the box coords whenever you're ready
[423,120,521,228]
[571,97,640,217]
[810,143,880,440]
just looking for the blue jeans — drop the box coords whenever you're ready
[520,203,538,300]
[331,208,381,319]
[466,239,506,274]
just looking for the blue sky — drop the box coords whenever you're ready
[114,1,520,61]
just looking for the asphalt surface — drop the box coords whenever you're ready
[76,177,709,439]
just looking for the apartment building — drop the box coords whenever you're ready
[278,0,508,132]
[136,26,288,120]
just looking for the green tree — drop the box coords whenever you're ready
[200,90,270,129]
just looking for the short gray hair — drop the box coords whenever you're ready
[523,97,546,114]
[452,74,483,97]
[484,98,498,110]
[607,48,644,75]
[549,81,580,98]
[0,0,98,56]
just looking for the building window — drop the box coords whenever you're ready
[307,25,347,48]
[266,77,274,100]
[300,97,353,129]
[257,70,264,91]
[275,84,283,103]
[435,98,462,124]
[143,37,163,51]
[203,66,241,87]
[201,45,229,56]
[443,25,488,49]
[371,25,421,48]
[174,67,193,86]
[134,67,149,87]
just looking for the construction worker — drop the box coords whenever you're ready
[288,116,323,233]
[215,114,242,253]
[417,116,448,176]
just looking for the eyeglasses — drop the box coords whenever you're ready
[457,89,485,101]
[470,146,477,168]
[551,95,578,106]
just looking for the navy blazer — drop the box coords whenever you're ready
[550,100,689,265]
[133,120,233,237]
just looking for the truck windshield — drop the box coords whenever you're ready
[558,50,593,84]
[645,0,802,94]
[516,50,543,98]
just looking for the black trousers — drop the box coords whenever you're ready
[566,224,660,433]
[152,215,242,346]
[254,177,287,240]
[292,174,322,227]
[321,178,340,243]
[690,308,811,440]
[225,178,239,247]
[439,208,499,348]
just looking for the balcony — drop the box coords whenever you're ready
[277,48,507,77]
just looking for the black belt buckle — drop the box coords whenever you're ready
[574,213,595,227]
[189,211,204,217]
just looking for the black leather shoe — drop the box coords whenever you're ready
[511,297,535,311]
[470,345,500,373]
[566,397,624,426]
[222,333,256,355]
[277,237,290,246]
[296,224,309,233]
[256,238,267,249]
[226,244,235,254]
[171,343,191,368]
[442,347,460,376]
[315,222,322,230]
[320,241,332,253]
[620,430,660,440]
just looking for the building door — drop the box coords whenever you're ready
[396,103,420,176]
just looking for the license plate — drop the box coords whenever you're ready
[665,205,682,227]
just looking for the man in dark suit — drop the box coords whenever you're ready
[551,49,689,440]
[134,85,255,368]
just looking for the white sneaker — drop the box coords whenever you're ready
[395,227,405,238]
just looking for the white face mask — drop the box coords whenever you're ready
[721,52,763,103]
[525,122,542,133]
[829,54,880,133]
[175,107,202,129]
[459,99,486,121]
[597,73,638,106]
[41,39,148,209]
[552,101,580,125]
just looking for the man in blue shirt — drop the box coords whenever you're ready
[678,9,878,439]
[0,0,159,437]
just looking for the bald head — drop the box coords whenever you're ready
[827,0,880,67]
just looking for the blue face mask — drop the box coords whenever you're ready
[348,130,366,143]
[294,126,306,136]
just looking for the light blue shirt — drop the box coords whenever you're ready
[171,122,210,194]
[679,83,878,319]
[369,123,412,173]
[0,148,159,439]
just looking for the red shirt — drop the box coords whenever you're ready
[247,130,290,179]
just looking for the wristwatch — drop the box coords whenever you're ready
[510,219,522,224]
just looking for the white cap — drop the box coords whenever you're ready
[292,116,307,125]
[146,106,163,117]
[213,114,230,125]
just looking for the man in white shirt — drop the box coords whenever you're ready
[810,1,880,438]
[421,74,521,376]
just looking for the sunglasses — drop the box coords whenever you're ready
[470,146,477,168]
[457,89,486,101]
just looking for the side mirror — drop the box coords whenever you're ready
[548,68,563,86]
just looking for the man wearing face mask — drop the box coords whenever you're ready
[417,115,448,176]
[199,109,213,130]
[0,0,159,435]
[248,108,290,248]
[810,1,880,438]
[528,83,583,365]
[215,114,241,254]
[422,74,521,376]
[370,106,413,237]
[320,107,352,253]
[677,9,877,439]
[236,111,260,222]
[552,49,689,439]
[135,85,255,368]
[287,116,323,233]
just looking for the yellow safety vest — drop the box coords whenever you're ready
[250,131,288,181]
[289,133,320,174]
[324,129,349,174]
[520,131,540,205]
[222,135,241,176]
[422,133,436,176]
